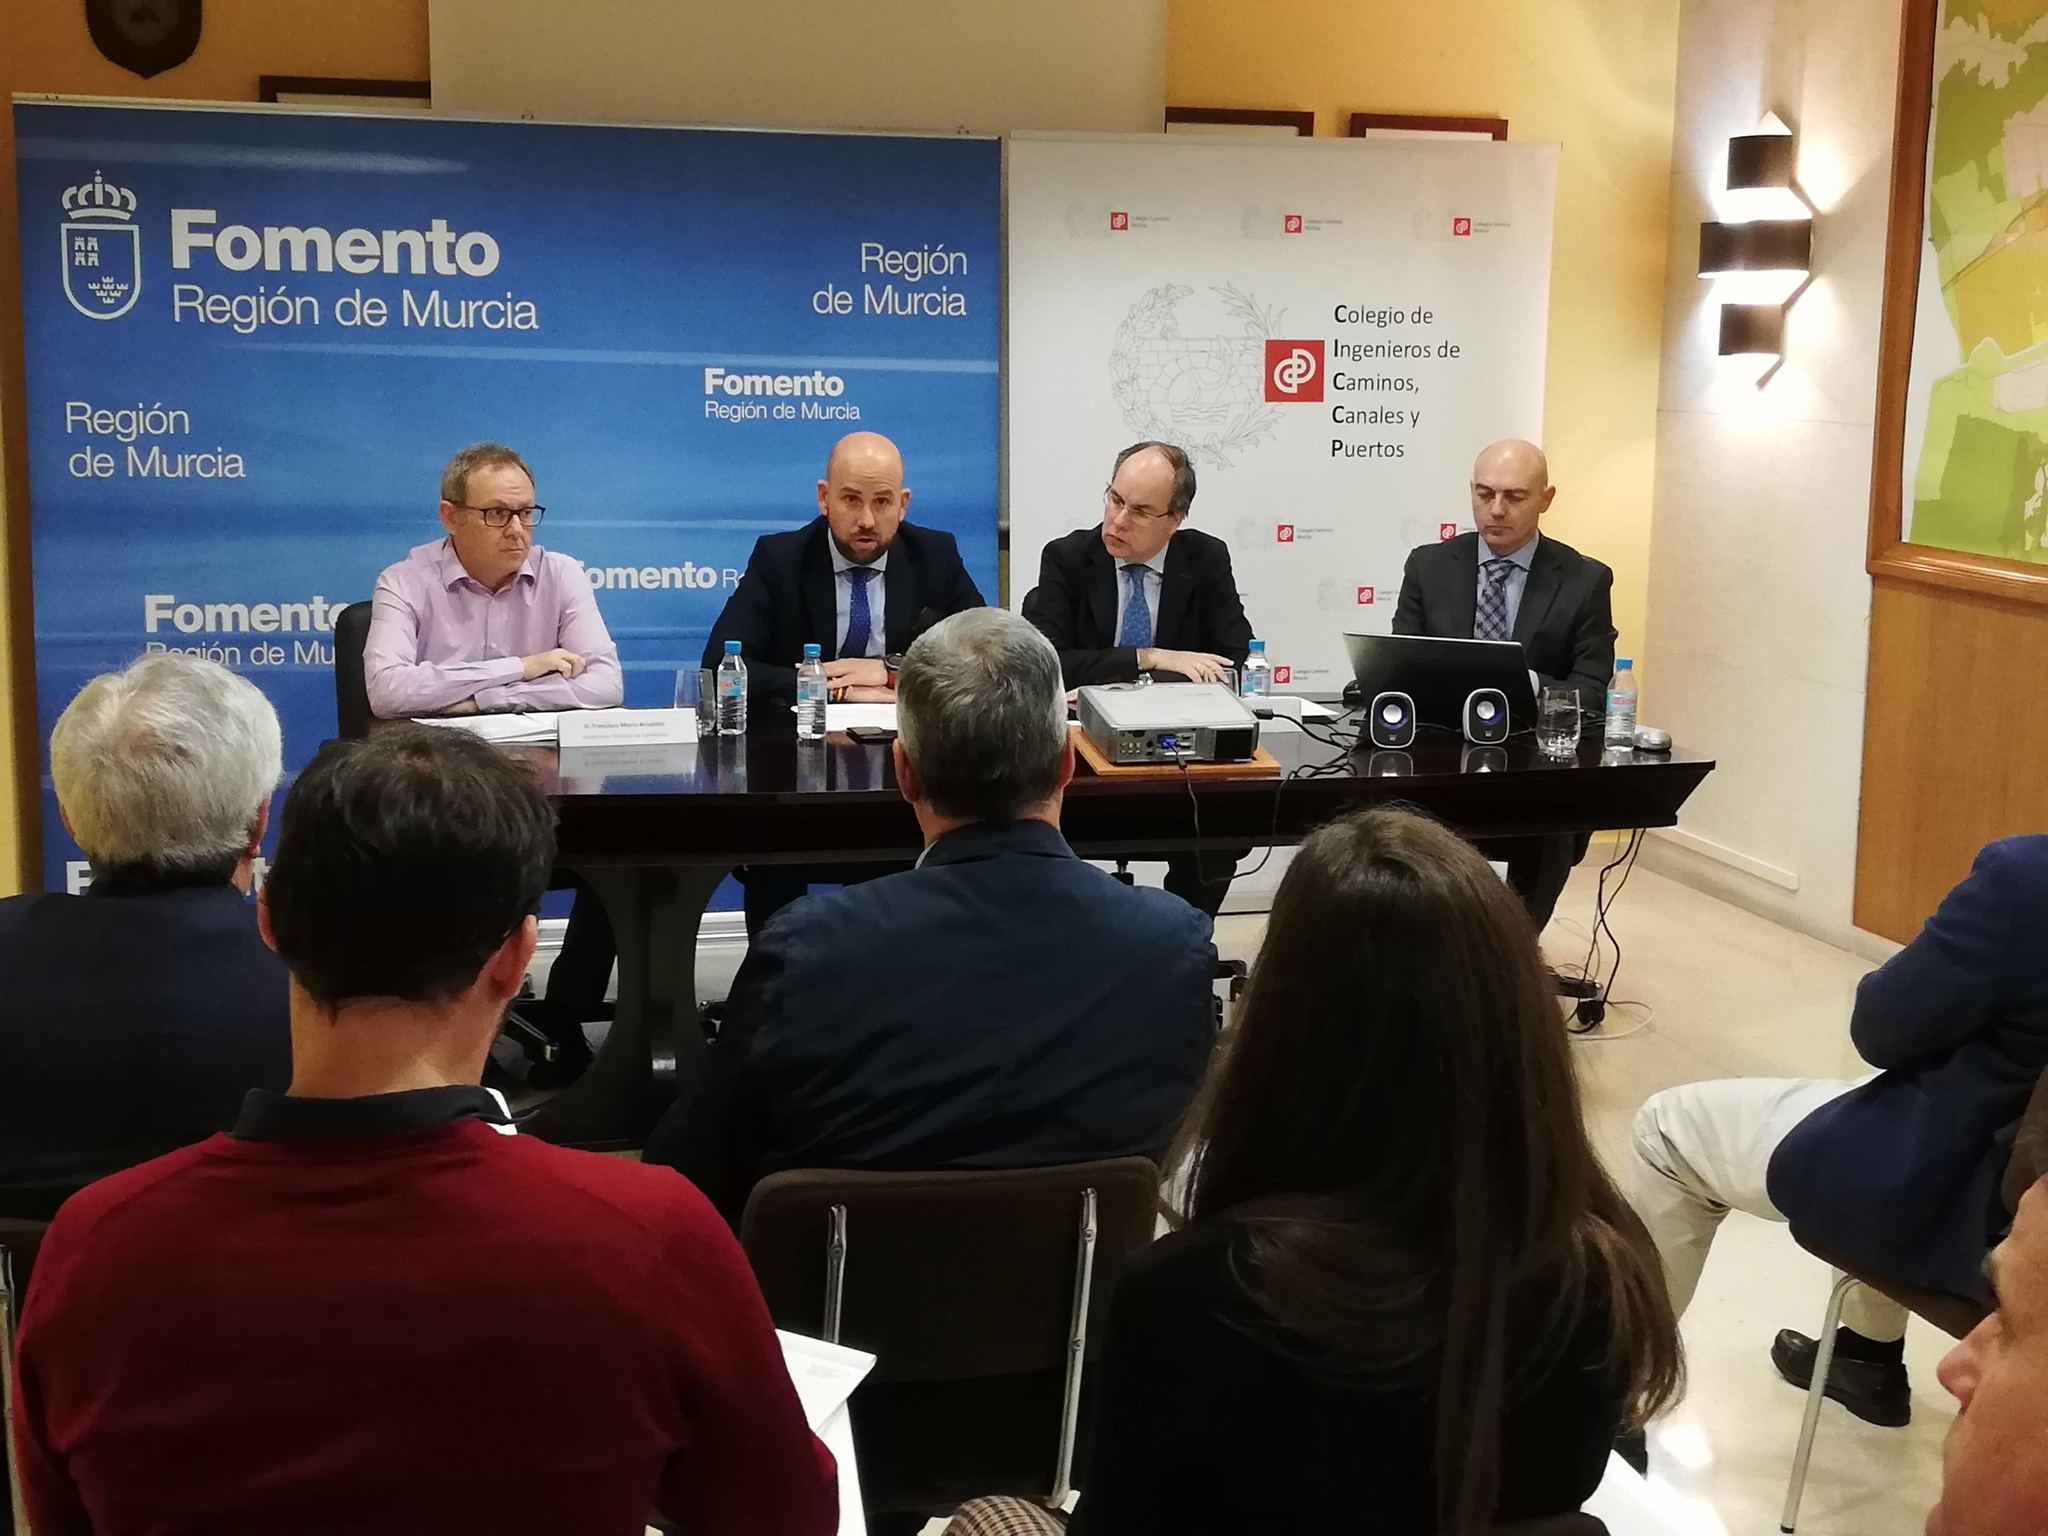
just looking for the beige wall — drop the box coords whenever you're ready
[1166,0,1682,668]
[0,0,430,891]
[430,0,1166,134]
[1638,0,1900,955]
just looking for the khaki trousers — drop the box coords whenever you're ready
[1628,1076,1907,1341]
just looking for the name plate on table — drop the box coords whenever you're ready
[556,708,697,748]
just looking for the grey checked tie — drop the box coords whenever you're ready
[1475,558,1516,641]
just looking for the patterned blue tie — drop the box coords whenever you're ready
[1117,564,1153,649]
[844,567,875,658]
[1475,558,1515,641]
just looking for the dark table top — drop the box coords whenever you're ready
[521,714,1715,867]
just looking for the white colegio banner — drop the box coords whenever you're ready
[1006,131,1558,692]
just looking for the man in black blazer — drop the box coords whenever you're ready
[1022,441,1254,913]
[1631,834,2048,1428]
[703,430,985,705]
[0,653,291,1220]
[1392,439,1618,929]
[644,607,1217,1223]
[704,431,985,932]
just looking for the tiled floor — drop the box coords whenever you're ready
[1209,852,1947,1536]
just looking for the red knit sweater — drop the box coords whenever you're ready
[12,1119,838,1536]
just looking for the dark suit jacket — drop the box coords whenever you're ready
[0,877,292,1218]
[643,818,1218,1222]
[1021,526,1254,687]
[1391,532,1617,715]
[702,517,984,704]
[1768,836,2048,1300]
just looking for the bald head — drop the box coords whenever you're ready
[818,431,910,565]
[1469,438,1555,557]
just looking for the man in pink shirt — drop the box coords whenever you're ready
[365,443,623,717]
[364,443,623,1083]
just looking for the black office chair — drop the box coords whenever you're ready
[331,600,374,740]
[740,1159,1160,1526]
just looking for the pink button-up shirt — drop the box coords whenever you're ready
[364,539,624,718]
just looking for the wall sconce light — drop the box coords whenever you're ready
[1698,116,1813,371]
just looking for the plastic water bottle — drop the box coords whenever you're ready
[716,639,748,736]
[796,643,827,740]
[1604,658,1638,747]
[1241,639,1272,698]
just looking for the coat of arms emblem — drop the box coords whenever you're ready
[60,172,141,321]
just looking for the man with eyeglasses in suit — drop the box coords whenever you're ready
[1022,440,1254,915]
[364,443,624,1086]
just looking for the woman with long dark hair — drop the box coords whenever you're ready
[953,805,1682,1535]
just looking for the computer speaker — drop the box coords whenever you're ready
[1367,691,1416,748]
[1462,687,1510,744]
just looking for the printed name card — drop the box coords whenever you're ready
[556,708,697,748]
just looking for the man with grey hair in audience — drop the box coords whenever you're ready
[0,652,291,1218]
[643,606,1218,1223]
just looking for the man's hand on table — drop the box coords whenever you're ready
[445,699,481,716]
[824,657,889,689]
[522,648,587,681]
[1139,648,1235,684]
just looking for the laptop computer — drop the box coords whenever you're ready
[1342,633,1539,733]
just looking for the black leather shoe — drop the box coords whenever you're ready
[1770,1329,1911,1427]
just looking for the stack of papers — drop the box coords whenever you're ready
[778,1330,877,1536]
[411,711,566,746]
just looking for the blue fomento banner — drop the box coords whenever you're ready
[15,103,1000,891]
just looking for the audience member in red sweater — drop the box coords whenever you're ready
[10,725,838,1536]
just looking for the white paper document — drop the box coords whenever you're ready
[410,710,567,746]
[1583,1451,1693,1535]
[825,703,898,733]
[778,1330,877,1536]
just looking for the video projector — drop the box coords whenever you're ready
[1076,682,1262,766]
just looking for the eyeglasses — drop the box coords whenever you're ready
[1104,487,1176,524]
[456,503,547,529]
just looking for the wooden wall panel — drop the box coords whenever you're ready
[1856,576,2048,941]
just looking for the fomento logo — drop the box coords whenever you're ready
[1263,339,1324,402]
[61,172,141,320]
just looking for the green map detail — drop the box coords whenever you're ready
[1909,0,2048,562]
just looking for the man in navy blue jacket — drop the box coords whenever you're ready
[644,607,1218,1223]
[1629,835,2048,1426]
[0,653,291,1219]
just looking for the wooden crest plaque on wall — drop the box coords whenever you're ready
[86,0,201,79]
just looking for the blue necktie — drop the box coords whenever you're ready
[1117,564,1153,649]
[1475,558,1515,641]
[844,568,874,658]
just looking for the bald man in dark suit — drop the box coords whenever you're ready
[1394,439,1617,929]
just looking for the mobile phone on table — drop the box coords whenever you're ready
[846,725,897,745]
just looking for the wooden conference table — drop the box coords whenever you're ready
[514,715,1714,1148]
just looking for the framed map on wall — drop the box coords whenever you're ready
[1874,0,2048,603]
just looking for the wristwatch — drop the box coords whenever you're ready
[884,653,906,688]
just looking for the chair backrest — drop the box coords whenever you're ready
[2001,1068,2048,1217]
[332,600,374,739]
[2,1218,51,1536]
[740,1159,1160,1385]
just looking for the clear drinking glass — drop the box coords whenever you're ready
[1536,686,1580,757]
[673,667,718,736]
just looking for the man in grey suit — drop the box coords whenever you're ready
[1393,439,1617,928]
